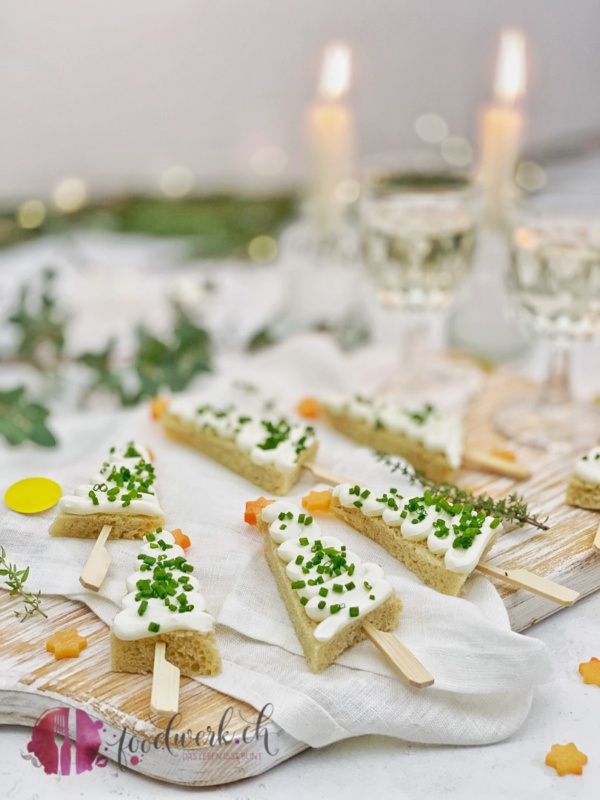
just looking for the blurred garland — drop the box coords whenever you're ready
[0,193,297,259]
[1,269,211,447]
[77,311,211,407]
[0,192,299,447]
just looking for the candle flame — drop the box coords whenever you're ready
[494,28,526,104]
[318,42,351,101]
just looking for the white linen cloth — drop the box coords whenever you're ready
[0,335,548,749]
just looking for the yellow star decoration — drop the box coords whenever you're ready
[46,629,88,660]
[545,743,588,776]
[579,657,600,686]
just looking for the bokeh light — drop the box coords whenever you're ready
[415,113,449,143]
[159,166,195,198]
[53,177,88,212]
[335,178,360,204]
[440,137,473,167]
[515,161,547,192]
[17,200,46,229]
[251,146,288,176]
[248,235,278,263]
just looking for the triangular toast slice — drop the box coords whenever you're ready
[253,499,401,673]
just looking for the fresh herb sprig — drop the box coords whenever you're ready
[0,386,58,447]
[0,547,48,621]
[375,453,549,531]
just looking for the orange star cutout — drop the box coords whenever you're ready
[579,657,600,686]
[46,629,88,660]
[545,743,588,776]
[302,490,333,513]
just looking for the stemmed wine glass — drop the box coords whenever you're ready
[360,155,482,399]
[494,205,600,449]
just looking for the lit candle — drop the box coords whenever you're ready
[478,29,526,226]
[307,41,354,241]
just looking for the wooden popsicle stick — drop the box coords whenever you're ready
[476,562,580,606]
[150,642,180,715]
[304,462,355,486]
[593,521,600,553]
[79,525,113,592]
[305,463,576,606]
[462,451,531,481]
[362,622,434,688]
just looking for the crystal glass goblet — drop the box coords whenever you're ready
[360,157,481,398]
[494,209,600,449]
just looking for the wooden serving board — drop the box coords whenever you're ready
[460,369,600,631]
[0,593,306,786]
[1,368,599,785]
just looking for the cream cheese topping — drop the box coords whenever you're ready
[333,483,500,575]
[575,446,600,485]
[320,393,463,468]
[168,400,316,474]
[112,528,215,640]
[261,501,394,642]
[58,441,162,517]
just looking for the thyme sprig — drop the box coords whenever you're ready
[0,547,48,621]
[375,453,549,531]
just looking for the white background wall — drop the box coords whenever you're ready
[0,0,599,199]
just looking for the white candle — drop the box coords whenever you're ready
[478,29,526,226]
[307,42,354,241]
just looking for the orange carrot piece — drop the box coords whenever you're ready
[296,397,320,419]
[171,528,191,549]
[302,490,333,512]
[490,447,517,462]
[46,629,88,660]
[245,497,275,526]
[150,396,169,421]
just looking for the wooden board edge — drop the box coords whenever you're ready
[0,682,308,786]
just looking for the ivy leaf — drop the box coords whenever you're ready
[77,339,136,405]
[0,386,58,448]
[6,268,69,370]
[77,306,212,406]
[133,309,212,396]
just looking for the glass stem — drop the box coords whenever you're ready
[539,343,572,408]
[401,311,433,378]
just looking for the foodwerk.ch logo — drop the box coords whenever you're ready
[22,703,277,776]
[23,707,106,776]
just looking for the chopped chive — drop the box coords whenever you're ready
[349,607,359,617]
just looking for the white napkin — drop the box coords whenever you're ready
[0,337,548,749]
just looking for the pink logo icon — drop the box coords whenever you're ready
[25,707,107,776]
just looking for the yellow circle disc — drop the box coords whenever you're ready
[4,477,62,514]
